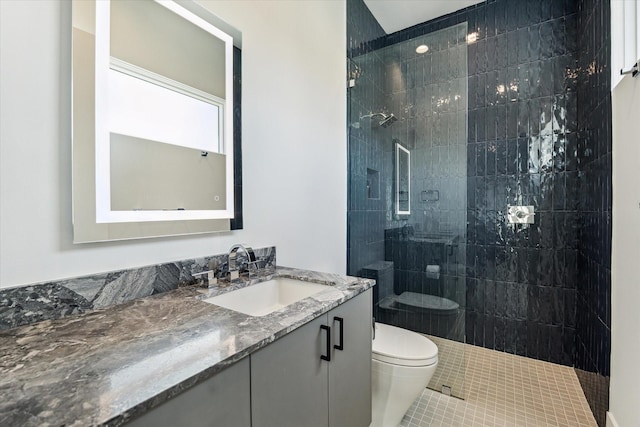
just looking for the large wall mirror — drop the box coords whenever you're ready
[72,0,242,243]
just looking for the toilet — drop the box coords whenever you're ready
[371,322,439,427]
[378,292,461,338]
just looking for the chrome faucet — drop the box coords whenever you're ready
[228,244,257,281]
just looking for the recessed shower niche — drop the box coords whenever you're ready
[367,168,380,199]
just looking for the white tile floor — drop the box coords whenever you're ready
[400,340,597,427]
[426,335,467,398]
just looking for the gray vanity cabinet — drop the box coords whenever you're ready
[250,314,329,427]
[126,356,251,427]
[251,289,372,427]
[328,290,372,427]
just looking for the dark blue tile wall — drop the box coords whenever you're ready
[348,3,611,422]
[575,0,611,425]
[347,0,385,59]
[348,0,581,365]
[388,0,580,366]
[347,0,387,277]
[372,22,469,344]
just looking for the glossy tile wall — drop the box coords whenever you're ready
[347,16,470,398]
[347,0,385,59]
[348,0,581,364]
[347,0,611,423]
[348,10,469,344]
[465,0,580,367]
[347,0,387,276]
[575,0,611,425]
[385,0,580,366]
[377,24,468,345]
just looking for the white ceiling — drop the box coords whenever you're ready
[363,0,484,34]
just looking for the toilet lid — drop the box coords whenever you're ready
[372,323,438,367]
[397,292,459,315]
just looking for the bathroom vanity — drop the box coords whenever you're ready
[0,267,374,426]
[251,289,371,427]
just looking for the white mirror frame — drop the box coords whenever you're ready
[94,0,234,223]
[395,142,411,216]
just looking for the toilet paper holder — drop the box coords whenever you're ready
[425,265,440,280]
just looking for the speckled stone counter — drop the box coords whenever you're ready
[0,267,374,426]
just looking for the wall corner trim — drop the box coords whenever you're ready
[606,412,619,427]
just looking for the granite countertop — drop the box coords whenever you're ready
[0,267,374,427]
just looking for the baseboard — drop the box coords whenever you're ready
[606,411,618,427]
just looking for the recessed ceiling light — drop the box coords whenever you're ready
[415,44,429,54]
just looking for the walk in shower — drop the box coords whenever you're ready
[348,23,468,398]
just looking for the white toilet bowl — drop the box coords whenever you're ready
[371,323,438,427]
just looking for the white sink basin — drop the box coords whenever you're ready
[202,277,329,316]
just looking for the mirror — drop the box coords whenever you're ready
[395,142,410,216]
[72,0,242,242]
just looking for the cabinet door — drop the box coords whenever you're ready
[251,315,329,427]
[126,356,251,427]
[328,290,372,427]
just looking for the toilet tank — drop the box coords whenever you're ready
[361,261,394,310]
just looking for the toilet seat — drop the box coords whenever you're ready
[372,323,438,367]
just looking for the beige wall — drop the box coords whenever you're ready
[0,0,347,288]
[609,73,640,427]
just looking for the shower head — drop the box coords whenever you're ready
[378,113,398,128]
[357,112,398,128]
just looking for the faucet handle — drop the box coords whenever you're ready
[192,270,217,287]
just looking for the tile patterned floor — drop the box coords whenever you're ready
[426,335,466,398]
[400,340,597,427]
